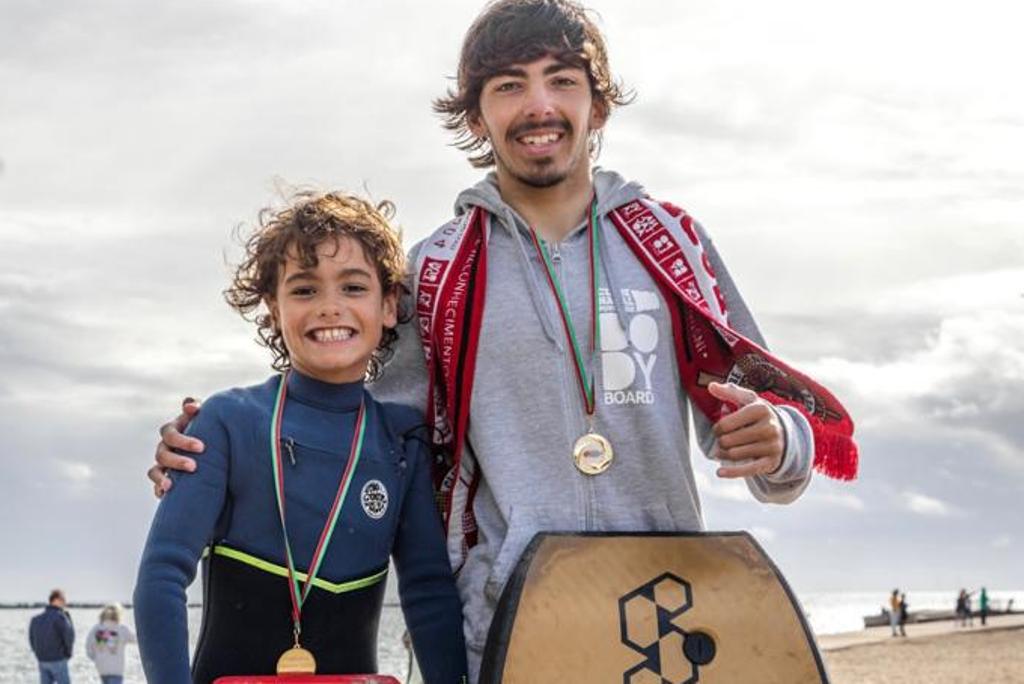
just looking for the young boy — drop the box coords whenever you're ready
[134,191,467,684]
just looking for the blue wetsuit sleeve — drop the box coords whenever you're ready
[392,426,468,684]
[134,400,232,684]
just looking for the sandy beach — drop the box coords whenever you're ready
[820,614,1024,683]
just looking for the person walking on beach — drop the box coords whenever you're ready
[979,587,989,626]
[148,1,859,678]
[889,589,901,637]
[898,592,908,637]
[28,589,75,684]
[84,603,135,684]
[956,588,970,627]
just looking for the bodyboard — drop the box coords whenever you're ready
[480,532,830,683]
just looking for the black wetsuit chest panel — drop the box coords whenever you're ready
[192,552,386,683]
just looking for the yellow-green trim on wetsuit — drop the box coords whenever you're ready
[211,545,388,595]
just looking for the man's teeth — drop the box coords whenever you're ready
[520,132,560,145]
[312,328,354,342]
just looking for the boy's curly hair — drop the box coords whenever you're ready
[225,190,407,382]
[433,0,633,168]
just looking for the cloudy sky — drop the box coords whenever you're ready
[1,0,1021,604]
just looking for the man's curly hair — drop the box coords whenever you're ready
[433,0,633,168]
[224,190,407,382]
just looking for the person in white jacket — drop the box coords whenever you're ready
[84,604,135,684]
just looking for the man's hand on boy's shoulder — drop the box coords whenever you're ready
[148,398,204,498]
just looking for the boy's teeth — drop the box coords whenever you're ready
[313,327,353,342]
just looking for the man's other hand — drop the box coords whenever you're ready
[708,382,784,479]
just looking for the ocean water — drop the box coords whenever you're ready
[5,589,1022,683]
[3,606,408,684]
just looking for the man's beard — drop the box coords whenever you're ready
[494,142,586,189]
[508,160,570,188]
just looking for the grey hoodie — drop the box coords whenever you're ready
[373,168,813,680]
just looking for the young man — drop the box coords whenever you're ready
[151,1,856,679]
[28,589,75,684]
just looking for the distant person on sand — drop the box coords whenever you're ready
[28,588,75,684]
[898,592,908,637]
[956,588,970,627]
[85,603,136,684]
[979,587,989,626]
[889,589,901,637]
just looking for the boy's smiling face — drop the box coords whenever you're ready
[267,236,397,384]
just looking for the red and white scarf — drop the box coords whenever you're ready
[416,198,858,568]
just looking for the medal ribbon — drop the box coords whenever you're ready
[528,199,601,417]
[269,371,367,642]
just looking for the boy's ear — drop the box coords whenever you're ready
[265,297,280,330]
[382,289,398,329]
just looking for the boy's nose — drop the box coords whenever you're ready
[317,298,344,319]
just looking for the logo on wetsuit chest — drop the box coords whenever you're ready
[360,480,389,520]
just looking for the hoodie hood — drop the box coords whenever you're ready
[449,168,647,347]
[453,167,647,231]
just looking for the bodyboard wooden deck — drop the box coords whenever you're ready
[480,532,830,683]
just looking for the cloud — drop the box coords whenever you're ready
[693,470,755,503]
[991,535,1011,549]
[55,460,94,482]
[808,491,866,511]
[903,490,953,517]
[750,526,777,543]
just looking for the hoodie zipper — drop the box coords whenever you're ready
[548,239,596,533]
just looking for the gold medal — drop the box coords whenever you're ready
[573,432,613,475]
[277,644,317,674]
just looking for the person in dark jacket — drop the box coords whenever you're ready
[28,589,75,684]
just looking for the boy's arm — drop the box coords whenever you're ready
[392,424,468,684]
[693,222,813,504]
[134,401,232,683]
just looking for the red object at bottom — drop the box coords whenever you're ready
[214,676,400,683]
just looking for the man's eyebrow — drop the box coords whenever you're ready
[542,61,577,76]
[489,66,528,80]
[488,62,578,81]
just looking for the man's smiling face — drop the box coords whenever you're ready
[471,54,606,189]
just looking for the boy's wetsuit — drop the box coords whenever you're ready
[134,371,467,684]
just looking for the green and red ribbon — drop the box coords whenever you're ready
[528,199,602,417]
[269,371,366,642]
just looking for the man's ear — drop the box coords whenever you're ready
[468,110,488,140]
[589,98,609,132]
